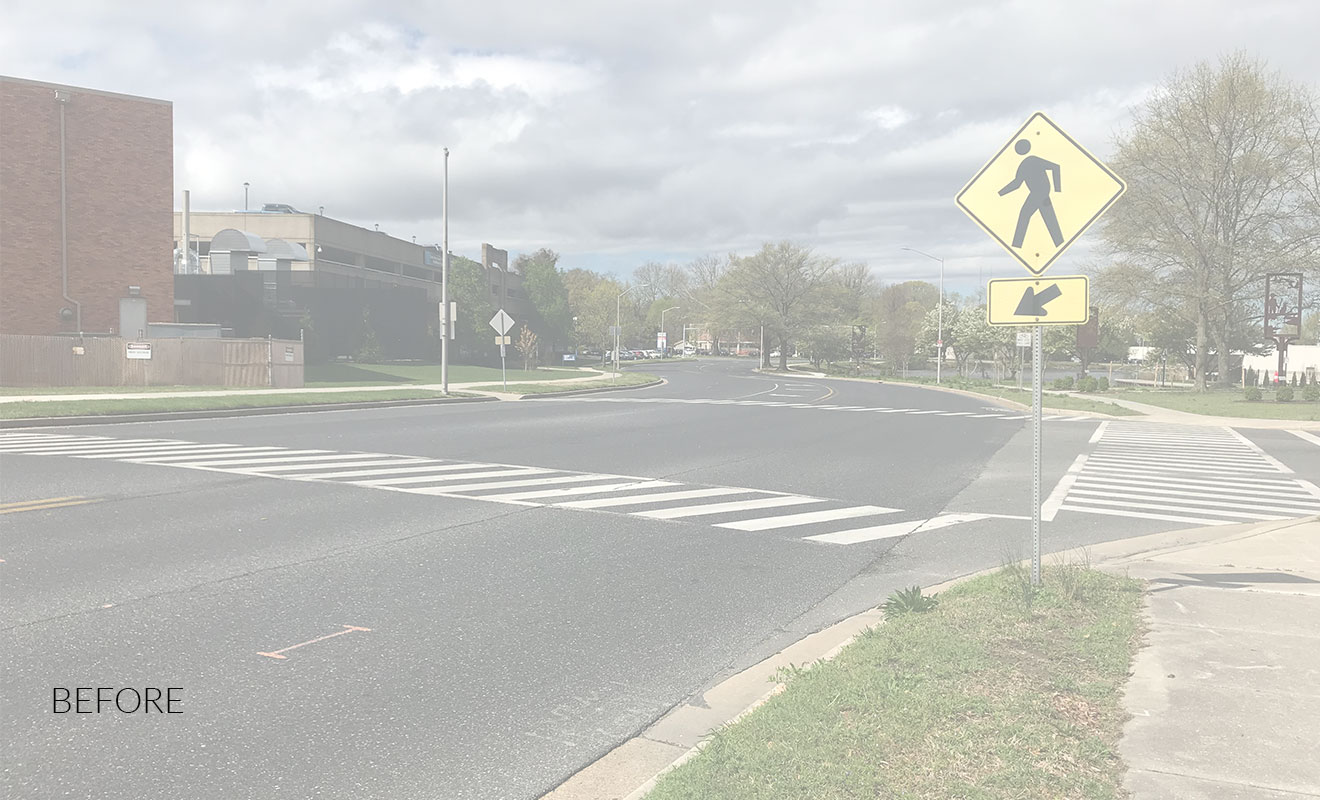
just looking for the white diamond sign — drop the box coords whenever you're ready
[488,309,515,336]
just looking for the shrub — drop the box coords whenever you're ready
[1050,376,1075,390]
[1244,386,1263,402]
[1077,376,1099,392]
[1277,384,1295,402]
[1304,384,1320,402]
[1096,377,1110,391]
[882,586,938,616]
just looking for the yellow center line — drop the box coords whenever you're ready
[0,495,84,510]
[0,497,101,514]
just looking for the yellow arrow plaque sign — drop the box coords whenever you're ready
[957,113,1124,276]
[987,275,1089,326]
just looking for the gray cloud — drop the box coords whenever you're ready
[3,0,1318,292]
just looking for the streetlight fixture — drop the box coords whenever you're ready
[660,306,680,353]
[901,246,945,385]
[243,182,250,211]
[616,283,650,381]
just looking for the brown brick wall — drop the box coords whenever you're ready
[0,77,173,335]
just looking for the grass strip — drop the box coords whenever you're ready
[0,389,458,419]
[470,372,661,394]
[649,566,1144,800]
[873,376,1141,417]
[1107,388,1320,420]
[0,384,229,396]
[304,363,600,385]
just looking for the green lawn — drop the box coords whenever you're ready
[0,389,461,419]
[1111,388,1320,420]
[649,566,1145,800]
[469,372,660,394]
[305,363,601,386]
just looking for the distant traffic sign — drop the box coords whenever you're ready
[956,112,1125,276]
[488,309,515,336]
[987,276,1089,326]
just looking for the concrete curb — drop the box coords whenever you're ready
[0,395,497,428]
[519,378,666,400]
[543,517,1298,800]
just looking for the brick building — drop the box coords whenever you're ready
[0,76,173,335]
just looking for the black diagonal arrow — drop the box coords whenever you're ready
[1015,283,1063,316]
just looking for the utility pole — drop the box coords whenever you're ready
[441,147,450,394]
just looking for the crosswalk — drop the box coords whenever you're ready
[536,396,1095,421]
[1043,422,1320,526]
[0,432,978,546]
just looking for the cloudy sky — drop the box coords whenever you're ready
[3,0,1318,293]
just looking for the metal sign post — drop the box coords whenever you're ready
[956,112,1125,587]
[1031,324,1043,585]
[489,310,516,392]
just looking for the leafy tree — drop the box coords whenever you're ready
[1099,53,1320,390]
[448,254,498,364]
[718,241,839,370]
[514,249,572,351]
[874,281,938,373]
[353,308,382,363]
[918,298,961,373]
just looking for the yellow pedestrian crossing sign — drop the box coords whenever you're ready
[987,275,1089,326]
[956,112,1125,276]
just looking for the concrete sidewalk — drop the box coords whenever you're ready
[1100,517,1320,799]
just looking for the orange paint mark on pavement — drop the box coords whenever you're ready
[258,625,371,660]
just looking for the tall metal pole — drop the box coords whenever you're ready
[1031,324,1043,586]
[937,257,944,385]
[901,247,945,384]
[441,147,450,394]
[615,292,621,384]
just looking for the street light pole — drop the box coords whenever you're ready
[660,306,680,352]
[616,283,649,381]
[243,182,249,212]
[901,247,945,385]
[441,147,450,394]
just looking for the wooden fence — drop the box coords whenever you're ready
[0,335,304,388]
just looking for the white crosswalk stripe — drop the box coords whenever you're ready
[0,432,985,546]
[1048,422,1320,526]
[535,396,1093,421]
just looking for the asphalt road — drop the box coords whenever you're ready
[3,358,1317,799]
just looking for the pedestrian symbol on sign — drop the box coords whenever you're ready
[998,139,1063,250]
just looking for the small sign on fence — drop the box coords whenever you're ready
[126,342,152,360]
[284,346,295,362]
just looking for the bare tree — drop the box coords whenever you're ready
[1099,53,1320,389]
[515,325,539,371]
